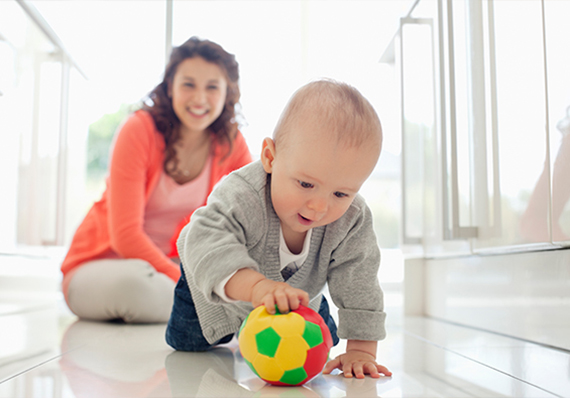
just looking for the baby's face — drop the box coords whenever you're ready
[264,126,380,244]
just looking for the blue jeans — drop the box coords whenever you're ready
[166,264,339,352]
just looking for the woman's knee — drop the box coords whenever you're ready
[68,259,174,323]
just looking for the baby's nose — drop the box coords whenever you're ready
[308,196,328,214]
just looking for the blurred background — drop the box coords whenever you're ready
[2,0,570,349]
[3,2,570,396]
[0,0,408,258]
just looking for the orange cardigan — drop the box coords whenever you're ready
[61,110,252,283]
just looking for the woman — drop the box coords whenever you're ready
[61,37,252,323]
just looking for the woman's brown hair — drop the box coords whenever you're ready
[143,37,240,175]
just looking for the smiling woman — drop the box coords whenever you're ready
[59,37,252,324]
[5,0,406,269]
[168,57,228,181]
[170,58,228,133]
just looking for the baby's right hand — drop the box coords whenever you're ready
[251,279,309,314]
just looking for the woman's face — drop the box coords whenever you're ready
[170,57,228,136]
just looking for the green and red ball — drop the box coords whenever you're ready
[238,304,333,386]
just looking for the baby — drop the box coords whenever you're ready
[166,79,391,379]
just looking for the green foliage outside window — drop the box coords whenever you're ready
[87,103,138,178]
[85,103,139,204]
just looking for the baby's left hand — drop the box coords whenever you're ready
[323,350,392,379]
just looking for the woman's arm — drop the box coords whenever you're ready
[107,113,180,281]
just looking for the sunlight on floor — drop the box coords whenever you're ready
[1,252,568,397]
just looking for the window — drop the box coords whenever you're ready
[172,0,406,248]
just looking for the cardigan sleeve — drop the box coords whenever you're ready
[107,113,180,282]
[326,197,386,341]
[177,171,263,303]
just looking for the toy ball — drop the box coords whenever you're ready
[238,304,333,386]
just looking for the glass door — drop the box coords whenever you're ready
[472,0,549,251]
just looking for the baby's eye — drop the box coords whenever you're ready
[334,191,348,198]
[184,82,195,88]
[207,85,219,90]
[299,181,313,189]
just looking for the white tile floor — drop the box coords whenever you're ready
[0,256,569,397]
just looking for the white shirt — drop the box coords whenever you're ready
[213,228,312,302]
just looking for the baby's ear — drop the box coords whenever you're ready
[260,138,276,173]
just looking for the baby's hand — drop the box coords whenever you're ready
[323,350,392,379]
[251,279,309,314]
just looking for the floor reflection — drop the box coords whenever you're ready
[59,320,171,397]
[165,346,390,398]
[55,320,394,398]
[1,312,562,398]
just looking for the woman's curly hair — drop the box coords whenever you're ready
[143,37,240,175]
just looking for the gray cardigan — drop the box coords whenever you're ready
[177,161,386,344]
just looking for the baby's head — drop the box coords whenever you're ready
[272,79,382,152]
[261,80,383,245]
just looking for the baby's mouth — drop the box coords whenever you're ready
[298,214,313,225]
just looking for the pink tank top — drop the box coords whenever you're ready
[61,158,212,300]
[144,156,212,253]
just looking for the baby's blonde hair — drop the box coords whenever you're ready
[273,79,383,151]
